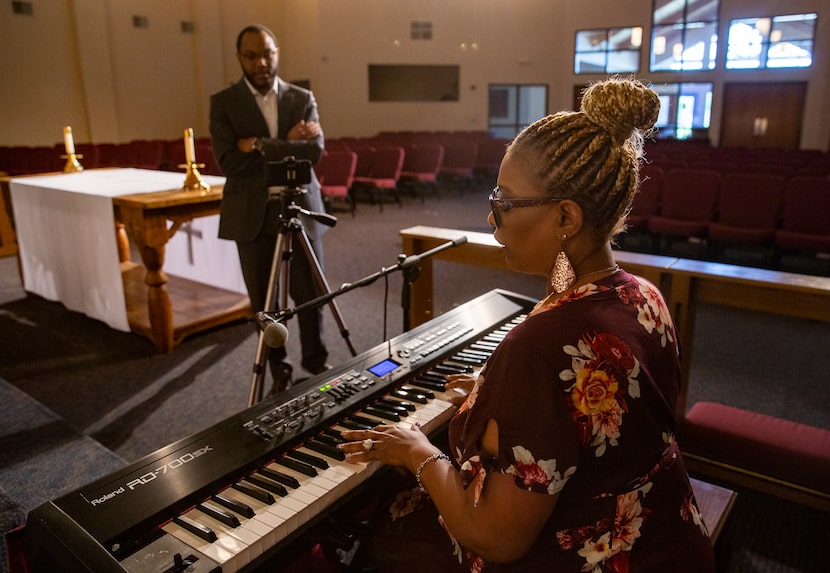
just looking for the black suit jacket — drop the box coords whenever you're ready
[209,78,327,243]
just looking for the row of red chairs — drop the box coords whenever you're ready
[627,166,830,264]
[0,139,221,177]
[317,136,511,213]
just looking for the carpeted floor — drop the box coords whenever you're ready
[2,184,829,572]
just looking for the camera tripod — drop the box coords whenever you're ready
[249,189,357,406]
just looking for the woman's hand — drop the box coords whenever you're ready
[340,424,439,473]
[445,372,478,406]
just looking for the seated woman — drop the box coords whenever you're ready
[339,77,716,573]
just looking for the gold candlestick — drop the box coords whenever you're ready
[180,161,210,193]
[62,153,84,173]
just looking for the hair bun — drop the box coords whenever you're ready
[581,78,660,143]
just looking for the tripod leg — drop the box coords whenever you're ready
[249,230,291,407]
[295,227,358,357]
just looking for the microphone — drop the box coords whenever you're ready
[399,235,468,269]
[255,312,290,348]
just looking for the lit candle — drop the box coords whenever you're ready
[63,125,76,155]
[184,128,196,164]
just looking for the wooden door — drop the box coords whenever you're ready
[720,82,806,150]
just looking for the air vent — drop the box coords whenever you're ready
[132,15,149,29]
[411,21,432,40]
[181,21,194,33]
[12,1,34,15]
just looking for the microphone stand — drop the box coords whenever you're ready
[256,235,468,334]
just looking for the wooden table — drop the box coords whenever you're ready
[113,186,251,352]
[5,169,250,352]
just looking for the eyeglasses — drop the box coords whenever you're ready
[488,186,562,227]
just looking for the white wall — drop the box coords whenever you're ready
[0,0,827,150]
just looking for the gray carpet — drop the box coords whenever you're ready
[2,184,829,572]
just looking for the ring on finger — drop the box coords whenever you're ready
[362,438,374,452]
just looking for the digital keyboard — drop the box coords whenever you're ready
[25,289,536,573]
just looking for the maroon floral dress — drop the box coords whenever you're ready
[428,271,714,572]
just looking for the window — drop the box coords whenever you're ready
[574,27,643,74]
[652,82,713,140]
[726,13,816,69]
[651,0,719,71]
[488,85,548,139]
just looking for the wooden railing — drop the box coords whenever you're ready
[401,225,830,423]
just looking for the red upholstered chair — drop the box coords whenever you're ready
[647,168,721,256]
[773,176,830,257]
[439,141,479,192]
[132,140,166,170]
[399,143,444,202]
[74,143,100,169]
[318,150,357,216]
[351,146,405,211]
[626,164,664,233]
[708,173,785,261]
[474,137,510,184]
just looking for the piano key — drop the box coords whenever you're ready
[392,387,429,404]
[286,448,330,469]
[258,466,301,489]
[409,377,445,392]
[379,397,416,412]
[362,405,401,422]
[196,502,240,528]
[432,363,471,375]
[232,482,275,504]
[276,455,318,477]
[172,514,217,543]
[212,492,255,518]
[400,385,434,399]
[305,437,346,460]
[347,414,383,428]
[245,474,288,497]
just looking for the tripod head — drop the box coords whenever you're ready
[265,156,337,227]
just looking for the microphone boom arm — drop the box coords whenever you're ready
[256,235,468,327]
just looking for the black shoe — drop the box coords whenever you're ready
[302,362,332,376]
[269,363,293,396]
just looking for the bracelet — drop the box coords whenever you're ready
[415,452,451,490]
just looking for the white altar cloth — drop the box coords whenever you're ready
[10,169,244,332]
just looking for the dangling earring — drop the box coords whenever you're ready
[551,236,575,294]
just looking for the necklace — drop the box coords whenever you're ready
[576,264,620,282]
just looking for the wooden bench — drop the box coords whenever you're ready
[682,402,830,513]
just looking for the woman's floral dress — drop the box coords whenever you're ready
[388,271,715,572]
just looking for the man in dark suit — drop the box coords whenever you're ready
[209,24,330,394]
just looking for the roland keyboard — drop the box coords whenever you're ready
[25,289,536,573]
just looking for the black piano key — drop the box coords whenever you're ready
[259,466,301,489]
[212,493,255,518]
[305,437,346,461]
[245,475,288,497]
[339,418,374,431]
[286,448,330,469]
[315,432,346,448]
[400,385,434,400]
[195,503,240,528]
[392,388,428,404]
[276,456,318,477]
[433,363,470,375]
[363,405,401,422]
[421,371,447,383]
[347,414,382,428]
[319,427,347,443]
[459,348,491,358]
[377,398,414,413]
[173,515,217,543]
[409,377,446,392]
[471,342,497,352]
[232,482,275,504]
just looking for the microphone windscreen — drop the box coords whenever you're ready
[264,322,289,348]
